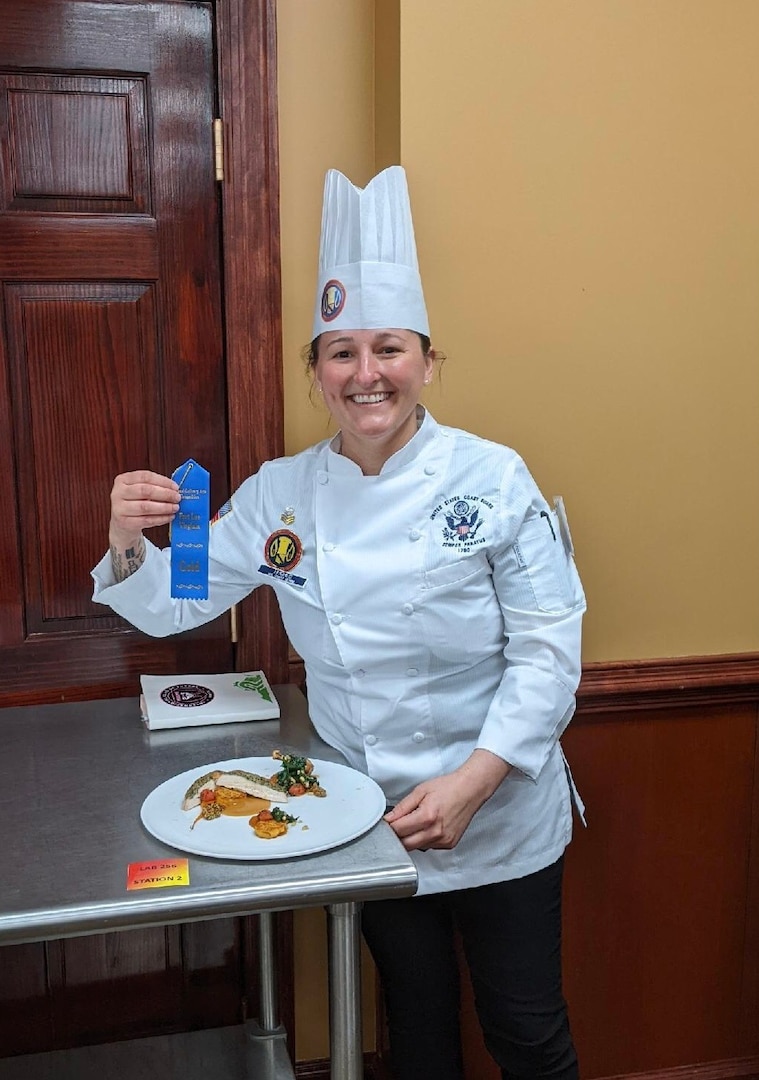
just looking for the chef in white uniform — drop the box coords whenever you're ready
[93,166,586,1080]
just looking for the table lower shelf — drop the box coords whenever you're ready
[0,1021,295,1080]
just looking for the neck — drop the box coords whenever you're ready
[339,408,423,475]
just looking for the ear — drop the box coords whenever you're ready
[423,348,436,384]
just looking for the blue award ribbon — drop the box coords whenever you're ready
[170,459,210,600]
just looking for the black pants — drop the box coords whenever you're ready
[361,856,578,1080]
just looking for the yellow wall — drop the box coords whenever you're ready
[279,0,759,664]
[374,0,400,170]
[277,1,759,1060]
[398,0,759,661]
[278,0,375,472]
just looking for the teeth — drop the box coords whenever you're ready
[351,392,391,404]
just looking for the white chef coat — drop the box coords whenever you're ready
[92,410,586,896]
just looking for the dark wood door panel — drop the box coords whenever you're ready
[1,920,254,1057]
[0,943,53,1057]
[6,283,162,632]
[0,216,159,278]
[0,632,238,707]
[1,73,150,214]
[0,1,213,74]
[0,0,232,702]
[47,928,185,1044]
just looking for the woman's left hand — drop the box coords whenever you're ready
[384,749,512,852]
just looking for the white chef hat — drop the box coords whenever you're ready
[312,165,429,340]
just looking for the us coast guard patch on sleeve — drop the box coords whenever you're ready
[430,495,493,549]
[258,529,307,588]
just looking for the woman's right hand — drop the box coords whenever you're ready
[109,470,180,547]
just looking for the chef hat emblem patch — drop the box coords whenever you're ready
[264,529,303,572]
[321,279,345,322]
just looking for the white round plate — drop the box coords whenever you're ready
[140,756,387,860]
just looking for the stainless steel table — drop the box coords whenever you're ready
[0,685,417,1080]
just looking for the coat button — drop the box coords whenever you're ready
[406,667,419,677]
[412,732,425,743]
[355,668,366,678]
[401,603,414,615]
[409,529,421,541]
[330,614,343,625]
[424,465,436,476]
[323,542,335,552]
[318,474,329,485]
[366,734,378,746]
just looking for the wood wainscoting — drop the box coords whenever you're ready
[454,653,759,1080]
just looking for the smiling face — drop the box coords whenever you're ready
[313,328,434,474]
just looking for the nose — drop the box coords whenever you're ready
[353,347,382,387]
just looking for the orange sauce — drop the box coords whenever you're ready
[220,796,271,817]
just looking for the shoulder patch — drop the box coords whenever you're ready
[210,499,233,526]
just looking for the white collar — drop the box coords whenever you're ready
[327,407,438,477]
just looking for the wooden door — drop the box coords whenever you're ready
[0,0,293,1062]
[0,0,233,706]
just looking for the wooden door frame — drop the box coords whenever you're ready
[216,0,290,685]
[215,0,295,1058]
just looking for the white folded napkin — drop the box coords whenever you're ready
[140,671,280,730]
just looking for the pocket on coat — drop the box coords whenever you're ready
[419,553,503,661]
[512,512,576,614]
[422,551,492,590]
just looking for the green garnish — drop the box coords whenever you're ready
[271,751,327,796]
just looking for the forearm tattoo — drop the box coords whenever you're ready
[110,537,146,583]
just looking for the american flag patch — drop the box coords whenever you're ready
[210,499,233,526]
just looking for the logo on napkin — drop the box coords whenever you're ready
[160,683,214,708]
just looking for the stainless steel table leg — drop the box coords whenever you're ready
[326,901,363,1080]
[244,911,294,1080]
[258,910,279,1031]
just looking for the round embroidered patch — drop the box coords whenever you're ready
[160,684,214,708]
[264,529,303,572]
[321,279,346,322]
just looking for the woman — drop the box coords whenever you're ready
[93,166,586,1080]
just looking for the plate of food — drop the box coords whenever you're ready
[140,751,387,860]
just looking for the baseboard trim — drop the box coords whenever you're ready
[295,1054,387,1079]
[295,1053,759,1080]
[593,1054,759,1080]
